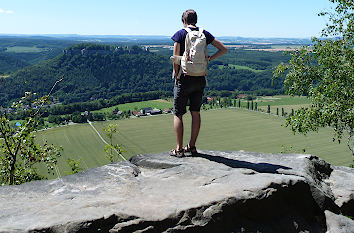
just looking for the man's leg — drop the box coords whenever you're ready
[189,111,201,147]
[174,115,184,150]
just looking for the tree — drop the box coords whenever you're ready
[0,80,63,185]
[103,123,125,163]
[71,113,86,123]
[65,158,83,175]
[274,0,353,162]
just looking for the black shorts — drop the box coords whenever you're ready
[173,74,206,116]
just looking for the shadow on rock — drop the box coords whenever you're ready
[194,152,291,174]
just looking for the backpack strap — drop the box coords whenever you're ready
[184,27,192,33]
[198,27,204,37]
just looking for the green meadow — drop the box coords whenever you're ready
[92,99,173,114]
[6,46,49,53]
[217,64,263,73]
[37,108,352,179]
[254,95,310,106]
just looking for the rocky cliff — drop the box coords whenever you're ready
[0,150,353,233]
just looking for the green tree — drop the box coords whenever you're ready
[103,123,125,163]
[274,0,353,162]
[0,80,63,185]
[65,158,83,175]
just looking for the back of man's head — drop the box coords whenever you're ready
[182,9,197,25]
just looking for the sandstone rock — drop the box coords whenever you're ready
[325,165,354,217]
[325,210,354,233]
[0,150,353,233]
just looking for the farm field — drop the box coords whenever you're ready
[258,104,309,114]
[217,64,264,73]
[254,95,310,106]
[252,96,310,114]
[5,46,49,53]
[37,108,352,179]
[92,99,173,114]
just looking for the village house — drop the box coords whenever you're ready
[150,108,162,115]
[163,108,171,114]
[140,107,152,114]
[237,94,248,99]
[207,96,217,103]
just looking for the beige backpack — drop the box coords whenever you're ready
[181,27,208,76]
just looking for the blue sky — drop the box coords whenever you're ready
[0,0,334,38]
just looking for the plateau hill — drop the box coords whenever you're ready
[0,43,285,107]
[0,44,172,106]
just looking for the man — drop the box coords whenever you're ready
[170,9,227,157]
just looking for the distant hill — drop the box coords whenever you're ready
[0,37,76,73]
[0,42,288,107]
[0,43,172,106]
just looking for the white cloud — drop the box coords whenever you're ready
[0,8,14,14]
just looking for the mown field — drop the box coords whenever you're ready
[37,107,352,179]
[92,99,173,114]
[217,64,264,73]
[5,46,49,53]
[254,95,310,106]
[254,95,310,113]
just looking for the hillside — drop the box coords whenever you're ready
[0,53,30,74]
[0,43,287,107]
[0,44,172,106]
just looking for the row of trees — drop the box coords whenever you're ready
[47,110,131,124]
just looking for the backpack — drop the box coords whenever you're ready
[180,27,208,76]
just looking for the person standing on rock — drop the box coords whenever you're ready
[170,9,228,157]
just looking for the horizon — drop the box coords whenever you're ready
[0,33,314,39]
[0,0,334,38]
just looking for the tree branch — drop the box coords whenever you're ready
[0,119,14,157]
[32,76,64,117]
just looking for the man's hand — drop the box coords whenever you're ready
[209,39,228,61]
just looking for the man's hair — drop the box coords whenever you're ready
[182,9,197,25]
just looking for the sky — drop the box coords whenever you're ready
[0,0,334,38]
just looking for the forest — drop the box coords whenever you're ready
[0,42,289,108]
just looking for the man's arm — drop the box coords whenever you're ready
[173,42,181,79]
[209,39,228,61]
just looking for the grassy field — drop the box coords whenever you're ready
[6,46,49,53]
[92,99,173,114]
[254,95,310,106]
[252,96,310,114]
[37,108,352,179]
[217,64,263,73]
[271,45,304,50]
